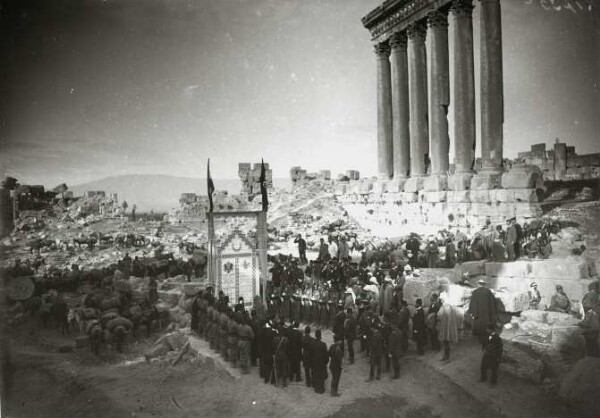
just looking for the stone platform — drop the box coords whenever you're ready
[339,188,542,237]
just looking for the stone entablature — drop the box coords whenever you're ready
[362,0,454,42]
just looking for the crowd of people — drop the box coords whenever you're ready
[189,260,514,397]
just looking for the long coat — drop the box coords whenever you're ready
[379,284,394,316]
[310,340,329,390]
[468,287,497,336]
[437,303,460,343]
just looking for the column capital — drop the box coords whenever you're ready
[428,9,449,28]
[389,32,407,50]
[373,41,391,58]
[450,0,474,17]
[406,21,427,42]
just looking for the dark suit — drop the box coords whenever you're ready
[328,343,343,396]
[311,339,329,394]
[302,334,315,387]
[288,327,303,382]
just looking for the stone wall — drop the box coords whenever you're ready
[339,188,542,237]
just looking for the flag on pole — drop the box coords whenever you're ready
[259,159,268,212]
[207,159,215,213]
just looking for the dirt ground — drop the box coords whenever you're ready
[1,318,574,418]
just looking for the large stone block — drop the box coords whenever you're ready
[399,192,418,203]
[513,188,538,202]
[502,342,545,383]
[501,165,544,189]
[494,189,514,203]
[403,277,445,306]
[334,184,347,196]
[485,261,532,278]
[558,357,600,417]
[455,261,486,277]
[471,172,502,190]
[450,190,471,203]
[448,172,474,191]
[387,178,406,193]
[404,176,426,193]
[494,289,530,312]
[372,180,388,194]
[423,174,448,192]
[531,257,589,280]
[419,191,447,203]
[356,180,374,195]
[470,189,490,203]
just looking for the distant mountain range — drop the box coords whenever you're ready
[69,174,290,212]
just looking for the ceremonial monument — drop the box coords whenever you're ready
[339,0,545,236]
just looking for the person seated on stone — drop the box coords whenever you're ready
[528,282,542,310]
[548,285,571,313]
[582,281,600,314]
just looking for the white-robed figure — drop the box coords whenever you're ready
[437,297,460,362]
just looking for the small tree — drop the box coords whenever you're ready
[122,200,128,212]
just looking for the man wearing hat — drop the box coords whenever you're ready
[328,336,344,396]
[379,272,395,317]
[480,325,503,385]
[288,321,303,382]
[506,217,518,261]
[468,279,497,347]
[366,319,383,381]
[311,329,329,394]
[549,285,571,313]
[344,308,357,364]
[528,283,542,310]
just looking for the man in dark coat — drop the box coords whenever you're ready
[468,280,497,346]
[412,299,426,355]
[328,337,343,397]
[480,326,503,385]
[367,321,383,381]
[333,308,346,355]
[302,326,315,387]
[388,323,403,379]
[288,321,303,382]
[344,309,357,364]
[398,300,410,353]
[311,329,329,394]
[260,322,276,384]
[273,325,290,388]
[294,234,308,264]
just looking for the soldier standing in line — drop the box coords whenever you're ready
[344,308,357,364]
[388,323,403,379]
[328,337,343,397]
[367,319,383,381]
[311,329,329,394]
[273,323,290,388]
[237,315,255,374]
[412,299,426,355]
[302,326,315,387]
[288,321,303,382]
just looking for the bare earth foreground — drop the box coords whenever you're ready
[2,321,571,418]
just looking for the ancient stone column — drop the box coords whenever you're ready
[472,0,504,189]
[424,9,450,192]
[390,31,410,191]
[404,21,429,193]
[375,41,394,181]
[449,0,476,191]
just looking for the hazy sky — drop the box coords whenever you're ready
[1,0,598,186]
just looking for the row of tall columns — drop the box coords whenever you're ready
[373,0,504,191]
